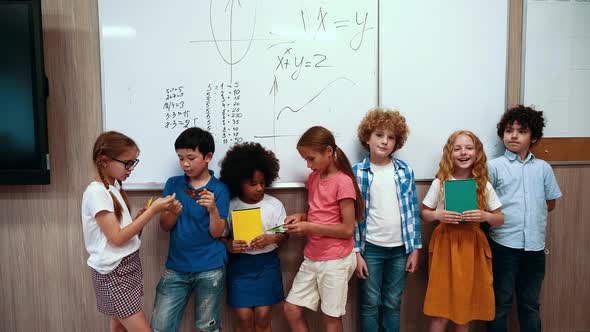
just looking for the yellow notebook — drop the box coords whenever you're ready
[231,207,263,243]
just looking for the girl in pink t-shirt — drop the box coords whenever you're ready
[284,126,364,332]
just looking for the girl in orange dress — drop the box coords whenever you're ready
[421,130,504,332]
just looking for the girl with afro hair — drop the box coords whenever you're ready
[219,142,287,332]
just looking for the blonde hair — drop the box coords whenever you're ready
[92,131,138,222]
[297,126,364,221]
[436,130,488,210]
[357,107,409,153]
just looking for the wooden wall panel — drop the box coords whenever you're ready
[530,138,590,163]
[0,0,103,330]
[1,0,588,331]
[541,166,590,332]
[506,0,523,109]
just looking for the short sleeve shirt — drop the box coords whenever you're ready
[488,150,562,250]
[81,181,141,274]
[163,171,230,272]
[226,194,287,255]
[304,171,356,261]
[422,178,502,212]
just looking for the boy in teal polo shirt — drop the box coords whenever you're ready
[151,127,230,332]
[487,105,562,332]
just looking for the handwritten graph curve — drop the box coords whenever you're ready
[276,77,355,120]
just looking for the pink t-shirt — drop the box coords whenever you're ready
[304,170,356,261]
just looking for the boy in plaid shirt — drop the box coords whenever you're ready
[352,107,422,331]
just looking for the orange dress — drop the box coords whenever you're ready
[423,222,494,324]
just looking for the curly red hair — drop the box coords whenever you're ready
[436,130,489,210]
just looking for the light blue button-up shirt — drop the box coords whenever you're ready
[488,150,562,251]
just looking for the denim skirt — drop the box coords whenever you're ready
[227,250,285,308]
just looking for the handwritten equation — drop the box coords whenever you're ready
[275,50,330,81]
[160,82,243,147]
[162,86,196,130]
[177,2,375,145]
[205,82,243,145]
[298,7,372,51]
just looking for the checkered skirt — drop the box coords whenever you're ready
[91,251,144,318]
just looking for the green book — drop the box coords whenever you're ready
[444,179,478,222]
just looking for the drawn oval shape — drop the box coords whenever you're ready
[209,0,258,66]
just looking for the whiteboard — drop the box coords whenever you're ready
[522,0,590,137]
[98,0,378,189]
[380,0,508,180]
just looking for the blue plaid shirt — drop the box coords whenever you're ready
[353,157,422,254]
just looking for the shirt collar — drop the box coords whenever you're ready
[360,156,404,171]
[504,149,535,163]
[360,157,372,170]
[182,169,215,187]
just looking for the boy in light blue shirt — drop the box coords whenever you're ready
[487,105,562,332]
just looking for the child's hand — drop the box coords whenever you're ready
[250,234,274,250]
[229,240,251,253]
[197,189,217,212]
[166,198,183,216]
[462,210,486,223]
[284,213,304,225]
[435,209,461,224]
[355,253,369,279]
[285,221,310,236]
[135,207,147,219]
[149,193,177,213]
[405,250,419,273]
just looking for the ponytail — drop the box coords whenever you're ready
[297,126,364,222]
[97,165,126,221]
[333,146,365,222]
[117,179,132,216]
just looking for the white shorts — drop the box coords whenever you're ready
[286,252,356,317]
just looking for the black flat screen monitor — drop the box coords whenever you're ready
[0,0,49,185]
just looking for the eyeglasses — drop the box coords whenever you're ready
[111,157,140,170]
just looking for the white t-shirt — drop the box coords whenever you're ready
[423,178,502,212]
[366,162,403,247]
[226,194,287,255]
[81,181,141,274]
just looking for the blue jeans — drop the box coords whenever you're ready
[150,266,225,332]
[487,240,545,332]
[359,242,407,332]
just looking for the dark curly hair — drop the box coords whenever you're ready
[219,142,280,198]
[497,105,545,146]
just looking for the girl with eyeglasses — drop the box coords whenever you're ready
[81,131,178,331]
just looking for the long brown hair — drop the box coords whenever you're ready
[435,130,488,210]
[297,126,364,221]
[92,131,138,221]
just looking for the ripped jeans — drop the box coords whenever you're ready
[151,266,225,332]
